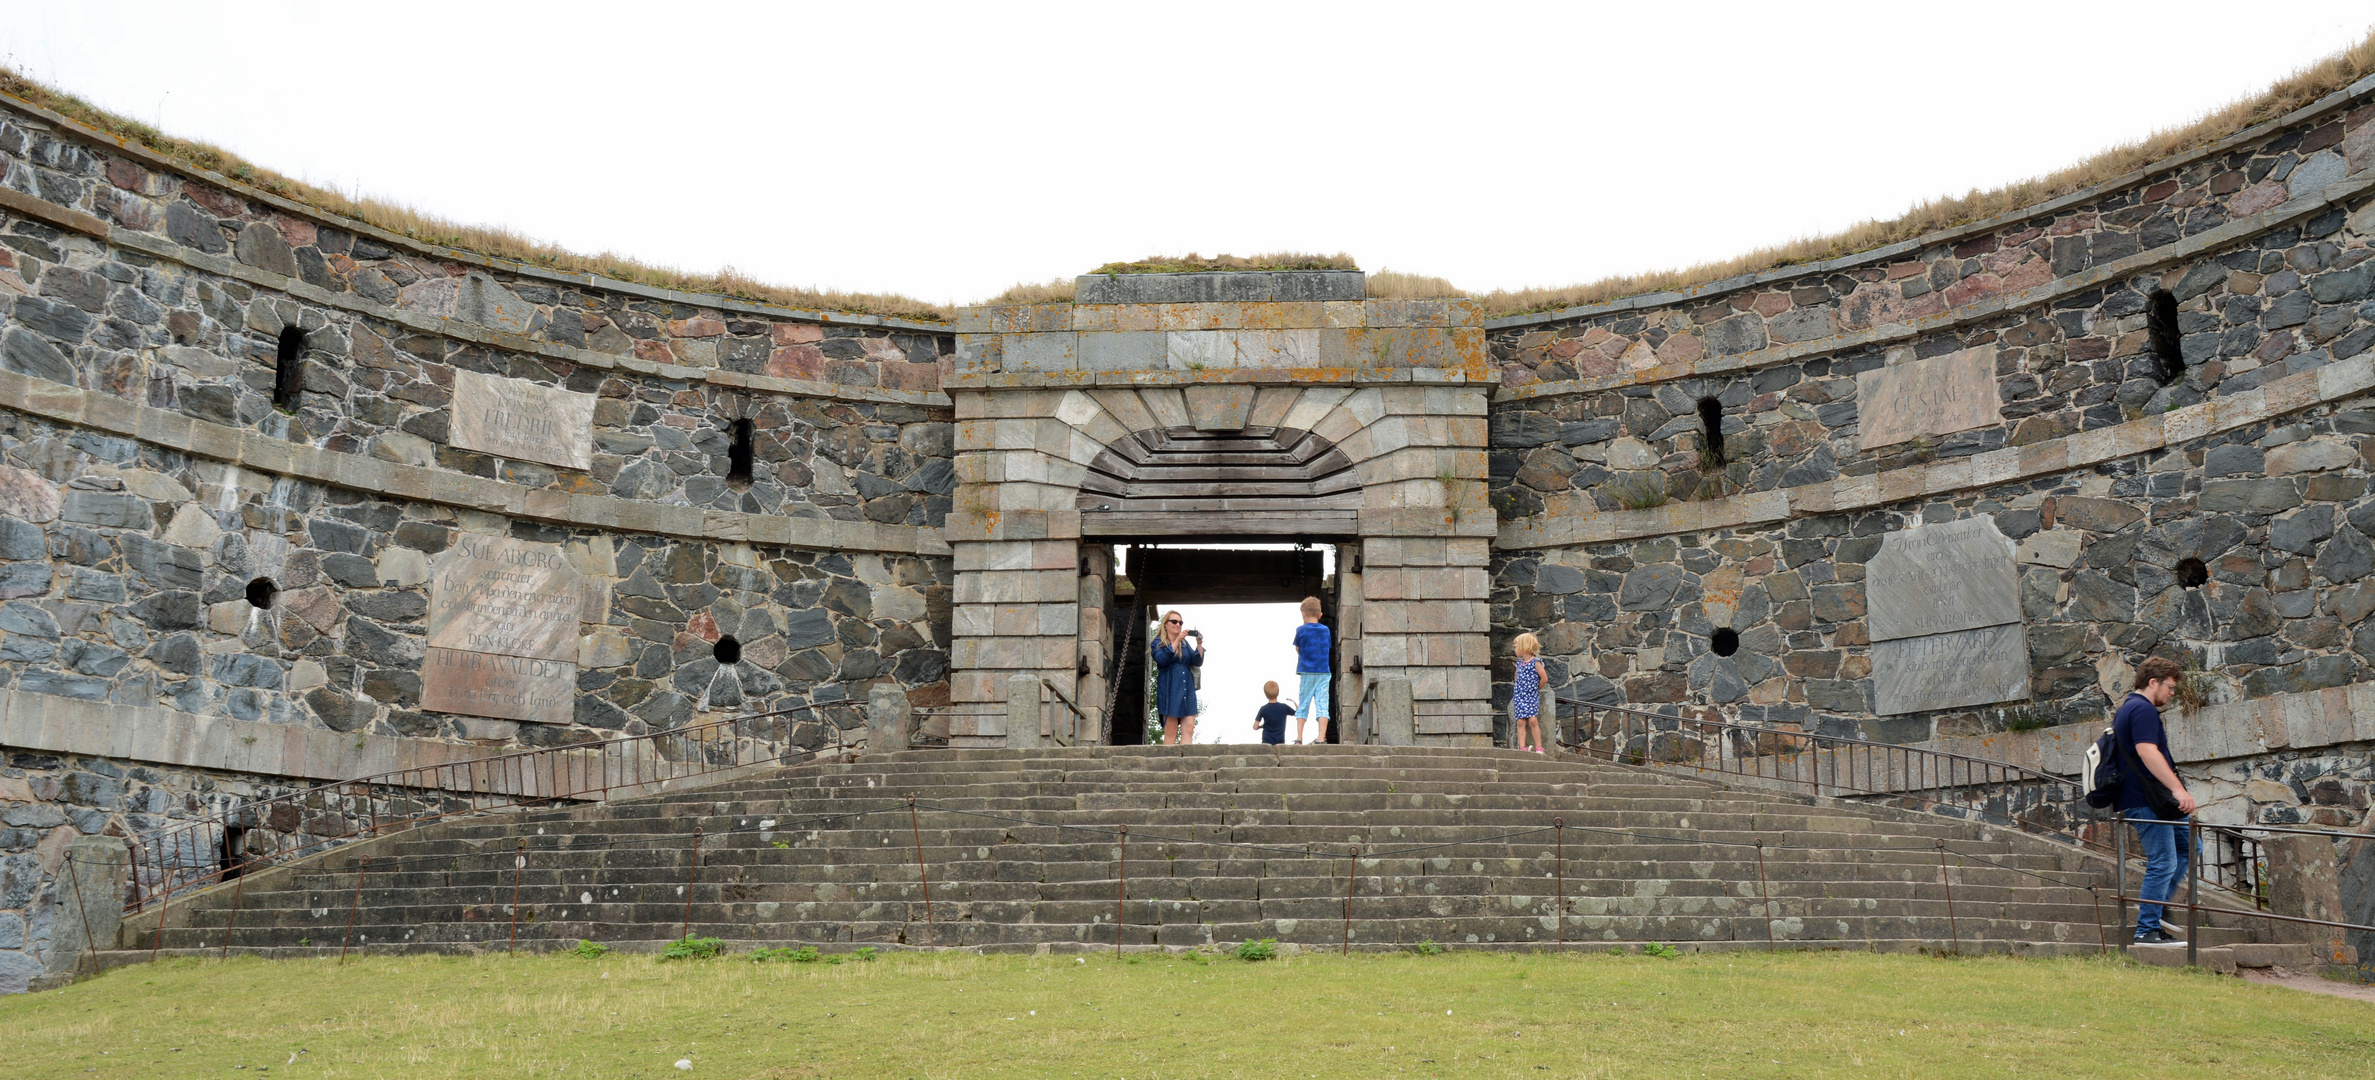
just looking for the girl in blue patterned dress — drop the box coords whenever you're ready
[1511,632,1547,753]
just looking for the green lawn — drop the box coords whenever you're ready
[4,947,2368,1079]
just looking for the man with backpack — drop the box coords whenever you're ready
[2113,657,2197,944]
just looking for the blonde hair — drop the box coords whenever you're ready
[1263,680,1280,699]
[1512,632,1540,658]
[1300,596,1322,618]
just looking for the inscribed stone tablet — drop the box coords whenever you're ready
[1864,516,2022,642]
[1871,624,2031,715]
[449,369,597,470]
[1857,346,2002,450]
[419,646,574,725]
[427,534,584,663]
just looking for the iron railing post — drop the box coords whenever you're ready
[2186,815,2199,969]
[2116,815,2129,953]
[509,838,527,953]
[341,854,369,960]
[1755,840,1775,951]
[1936,840,1958,955]
[908,795,934,948]
[1115,825,1128,956]
[682,825,702,942]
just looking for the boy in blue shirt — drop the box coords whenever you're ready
[1254,681,1293,745]
[1292,596,1331,744]
[2115,656,2196,944]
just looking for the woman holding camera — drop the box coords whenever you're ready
[1152,610,1204,745]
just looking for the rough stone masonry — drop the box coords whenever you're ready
[3,71,2375,986]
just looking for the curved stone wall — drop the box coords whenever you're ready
[1483,73,2375,836]
[0,93,957,988]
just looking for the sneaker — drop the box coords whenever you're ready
[2133,928,2180,945]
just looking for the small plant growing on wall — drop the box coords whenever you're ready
[2175,663,2221,714]
[1608,474,1670,511]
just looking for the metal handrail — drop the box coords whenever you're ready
[122,698,866,915]
[1552,694,2095,846]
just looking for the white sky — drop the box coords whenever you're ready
[4,3,2371,308]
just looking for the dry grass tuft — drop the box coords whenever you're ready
[1474,27,2375,320]
[984,277,1079,305]
[1366,269,1465,299]
[1088,251,1359,275]
[0,68,958,324]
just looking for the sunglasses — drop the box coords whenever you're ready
[1165,619,1181,624]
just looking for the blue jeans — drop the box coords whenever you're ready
[2125,808,2192,935]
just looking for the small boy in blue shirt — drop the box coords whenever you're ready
[1292,596,1331,744]
[1254,681,1293,745]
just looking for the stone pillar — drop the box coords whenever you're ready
[1374,678,1415,746]
[866,683,911,753]
[45,838,129,980]
[1358,535,1493,746]
[1005,674,1045,749]
[2265,835,2350,961]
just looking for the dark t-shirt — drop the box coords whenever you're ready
[2111,692,2171,813]
[1256,702,1293,744]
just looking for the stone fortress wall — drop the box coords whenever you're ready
[1484,79,2375,837]
[4,63,2375,988]
[0,93,957,989]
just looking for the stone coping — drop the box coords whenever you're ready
[0,184,951,411]
[0,369,951,557]
[0,94,955,335]
[0,686,715,799]
[1485,71,2375,332]
[1073,270,1366,304]
[1495,170,2375,403]
[1909,682,2375,785]
[943,366,1486,392]
[1496,345,2375,550]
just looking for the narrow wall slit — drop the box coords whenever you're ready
[2147,289,2184,386]
[727,418,755,482]
[1697,397,1725,467]
[271,326,305,409]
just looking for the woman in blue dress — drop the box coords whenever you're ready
[1152,609,1204,745]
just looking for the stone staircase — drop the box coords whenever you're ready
[99,746,2336,967]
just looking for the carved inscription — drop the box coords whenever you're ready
[422,534,583,724]
[1866,515,2029,715]
[449,369,597,470]
[1864,516,2023,642]
[419,647,573,725]
[1857,346,2002,450]
[1870,625,2031,715]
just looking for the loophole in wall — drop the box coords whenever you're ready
[1710,628,1740,657]
[246,576,279,609]
[2176,557,2208,588]
[714,636,742,665]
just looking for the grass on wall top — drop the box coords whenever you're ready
[6,25,2373,324]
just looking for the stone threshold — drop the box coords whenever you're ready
[1485,71,2375,332]
[1496,347,2375,550]
[0,369,950,557]
[0,93,955,336]
[0,182,951,413]
[1496,171,2375,402]
[0,686,731,798]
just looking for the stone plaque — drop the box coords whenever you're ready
[427,534,585,661]
[1864,515,2022,642]
[1871,624,2031,715]
[1857,346,2002,450]
[419,647,573,725]
[449,369,597,470]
